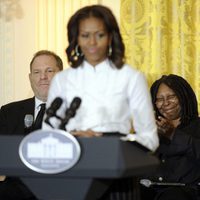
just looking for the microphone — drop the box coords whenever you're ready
[59,97,81,131]
[44,97,63,127]
[140,179,185,188]
[24,114,34,134]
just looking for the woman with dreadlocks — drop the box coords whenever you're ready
[140,74,200,200]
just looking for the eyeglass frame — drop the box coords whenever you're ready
[155,94,178,108]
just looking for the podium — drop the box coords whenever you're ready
[0,135,159,200]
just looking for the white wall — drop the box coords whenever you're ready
[0,0,37,104]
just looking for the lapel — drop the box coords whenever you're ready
[21,97,35,117]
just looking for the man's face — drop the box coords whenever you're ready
[29,55,60,102]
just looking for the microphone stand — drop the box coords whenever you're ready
[59,109,75,131]
[45,115,62,128]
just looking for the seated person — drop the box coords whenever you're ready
[0,50,63,200]
[0,50,63,135]
[140,74,200,200]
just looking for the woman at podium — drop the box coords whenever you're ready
[42,5,160,200]
[43,4,159,153]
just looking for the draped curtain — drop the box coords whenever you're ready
[120,0,200,110]
[35,0,120,66]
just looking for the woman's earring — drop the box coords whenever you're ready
[108,45,112,57]
[75,45,80,57]
[75,45,83,57]
[73,45,83,61]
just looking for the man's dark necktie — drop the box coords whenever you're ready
[33,103,46,130]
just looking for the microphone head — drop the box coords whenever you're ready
[60,97,81,131]
[46,97,63,115]
[70,97,81,110]
[24,114,34,128]
[140,179,152,188]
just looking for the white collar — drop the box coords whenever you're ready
[82,59,114,72]
[35,97,46,109]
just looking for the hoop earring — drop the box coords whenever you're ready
[108,45,112,57]
[75,45,83,57]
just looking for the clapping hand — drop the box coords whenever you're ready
[156,116,175,139]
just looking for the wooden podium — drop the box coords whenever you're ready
[0,135,159,200]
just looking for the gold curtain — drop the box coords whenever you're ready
[35,0,117,67]
[120,0,200,111]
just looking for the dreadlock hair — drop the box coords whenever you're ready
[150,74,198,128]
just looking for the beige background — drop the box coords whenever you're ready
[0,0,120,106]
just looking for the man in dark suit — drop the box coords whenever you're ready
[0,50,63,135]
[0,98,35,135]
[0,50,63,200]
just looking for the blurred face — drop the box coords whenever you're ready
[78,17,111,66]
[29,55,60,102]
[155,83,181,120]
